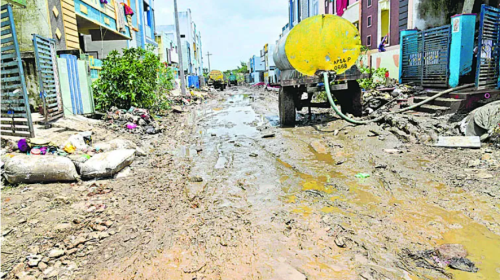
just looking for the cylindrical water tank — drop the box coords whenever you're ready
[273,14,361,76]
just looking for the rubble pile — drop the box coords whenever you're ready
[104,107,162,134]
[1,134,142,184]
[362,84,424,115]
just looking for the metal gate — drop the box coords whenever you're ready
[33,34,64,125]
[1,4,34,137]
[475,4,500,89]
[401,25,452,87]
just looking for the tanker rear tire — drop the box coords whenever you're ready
[279,87,296,127]
[333,81,362,117]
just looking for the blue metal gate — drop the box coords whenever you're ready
[401,25,452,87]
[1,4,34,137]
[475,4,500,89]
[33,34,64,126]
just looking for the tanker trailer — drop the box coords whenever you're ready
[274,14,364,127]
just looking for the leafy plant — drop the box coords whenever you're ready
[92,45,174,113]
[357,66,389,90]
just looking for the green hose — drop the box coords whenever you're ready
[323,72,474,125]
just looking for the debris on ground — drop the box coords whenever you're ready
[80,149,136,179]
[104,106,163,134]
[461,100,500,141]
[400,244,478,278]
[435,136,481,148]
[3,155,79,184]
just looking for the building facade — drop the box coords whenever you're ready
[158,10,203,76]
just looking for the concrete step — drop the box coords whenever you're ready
[413,96,464,108]
[412,104,451,114]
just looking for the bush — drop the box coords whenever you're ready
[357,67,388,90]
[92,45,173,113]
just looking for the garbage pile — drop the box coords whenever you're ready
[1,133,142,184]
[104,107,162,134]
[363,84,424,115]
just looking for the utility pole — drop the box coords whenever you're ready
[206,51,212,72]
[174,0,187,96]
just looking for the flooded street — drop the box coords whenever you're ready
[4,86,498,280]
[92,86,499,279]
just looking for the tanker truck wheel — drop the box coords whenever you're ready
[279,87,296,127]
[333,81,362,117]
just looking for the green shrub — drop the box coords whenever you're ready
[357,67,388,90]
[92,45,173,113]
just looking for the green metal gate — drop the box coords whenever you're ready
[1,4,34,137]
[475,4,500,89]
[33,34,64,125]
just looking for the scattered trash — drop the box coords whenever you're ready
[104,106,162,134]
[17,139,28,152]
[4,155,79,183]
[384,149,403,154]
[63,143,76,154]
[401,244,478,276]
[435,136,481,149]
[249,153,258,157]
[355,173,370,179]
[127,123,138,130]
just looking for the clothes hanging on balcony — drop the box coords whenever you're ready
[336,0,348,17]
[122,2,134,16]
[115,0,126,32]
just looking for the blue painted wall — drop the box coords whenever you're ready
[449,14,476,88]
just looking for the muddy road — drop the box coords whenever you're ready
[2,86,499,280]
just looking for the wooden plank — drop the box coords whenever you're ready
[1,105,26,111]
[1,120,29,125]
[1,113,27,118]
[1,36,13,44]
[1,28,12,36]
[2,83,23,90]
[435,136,480,148]
[1,60,18,68]
[0,125,30,132]
[1,19,11,27]
[1,44,15,52]
[1,99,24,104]
[2,76,20,82]
[0,131,32,137]
[1,52,15,60]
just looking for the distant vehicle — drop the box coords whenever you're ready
[274,15,365,127]
[228,73,238,86]
[207,70,226,91]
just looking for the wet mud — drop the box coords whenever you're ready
[4,86,498,279]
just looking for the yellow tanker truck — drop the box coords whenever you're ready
[274,15,364,126]
[207,70,226,91]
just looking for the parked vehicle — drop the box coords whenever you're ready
[274,15,364,127]
[207,70,226,91]
[228,72,238,86]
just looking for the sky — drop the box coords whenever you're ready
[155,0,288,71]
